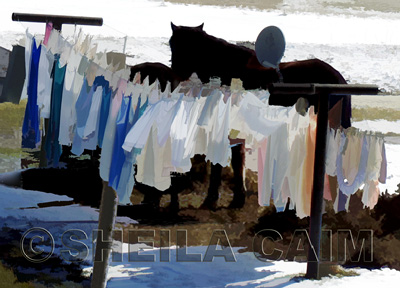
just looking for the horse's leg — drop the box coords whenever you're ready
[201,163,222,210]
[141,185,162,209]
[167,172,190,213]
[229,142,246,208]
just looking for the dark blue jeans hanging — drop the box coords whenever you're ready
[22,39,41,149]
[97,76,112,148]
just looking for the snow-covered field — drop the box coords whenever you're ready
[1,0,400,287]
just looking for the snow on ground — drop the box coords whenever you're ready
[0,182,137,225]
[0,0,400,287]
[81,244,400,288]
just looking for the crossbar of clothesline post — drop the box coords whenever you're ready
[12,13,112,288]
[12,13,103,30]
[269,83,381,95]
[268,83,380,280]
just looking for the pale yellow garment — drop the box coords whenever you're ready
[86,61,98,87]
[287,130,306,216]
[342,133,362,185]
[135,126,172,191]
[285,106,311,214]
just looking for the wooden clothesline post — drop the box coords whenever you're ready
[12,13,115,288]
[268,83,380,279]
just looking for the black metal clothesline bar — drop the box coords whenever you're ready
[268,83,380,280]
[269,83,381,95]
[12,13,103,31]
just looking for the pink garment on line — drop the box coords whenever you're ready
[43,22,53,46]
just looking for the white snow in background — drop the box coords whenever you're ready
[353,120,400,134]
[0,0,394,46]
[1,0,399,93]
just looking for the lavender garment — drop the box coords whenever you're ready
[336,133,369,196]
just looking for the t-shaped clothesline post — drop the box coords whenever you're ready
[12,12,104,168]
[12,13,103,31]
[268,83,380,279]
[12,13,115,288]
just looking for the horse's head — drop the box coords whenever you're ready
[170,22,204,32]
[169,22,205,79]
[169,22,204,55]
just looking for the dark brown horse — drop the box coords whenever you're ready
[167,22,352,209]
[128,23,351,211]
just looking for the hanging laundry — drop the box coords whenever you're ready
[58,48,83,146]
[22,38,41,149]
[47,29,64,55]
[116,95,148,204]
[362,136,384,209]
[109,94,132,190]
[99,78,127,181]
[325,128,387,212]
[336,133,368,196]
[182,90,207,161]
[19,28,389,217]
[170,97,196,172]
[134,84,181,190]
[325,128,340,177]
[37,44,54,119]
[259,124,290,208]
[71,75,107,156]
[44,57,66,167]
[121,82,160,152]
[20,31,34,101]
[205,93,231,167]
[97,80,112,148]
[43,22,53,46]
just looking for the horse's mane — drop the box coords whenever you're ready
[169,22,254,57]
[169,23,258,84]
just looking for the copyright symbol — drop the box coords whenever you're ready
[20,227,54,263]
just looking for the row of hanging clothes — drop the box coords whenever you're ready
[120,77,387,217]
[22,24,130,161]
[20,25,387,218]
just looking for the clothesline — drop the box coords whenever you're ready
[20,26,387,218]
